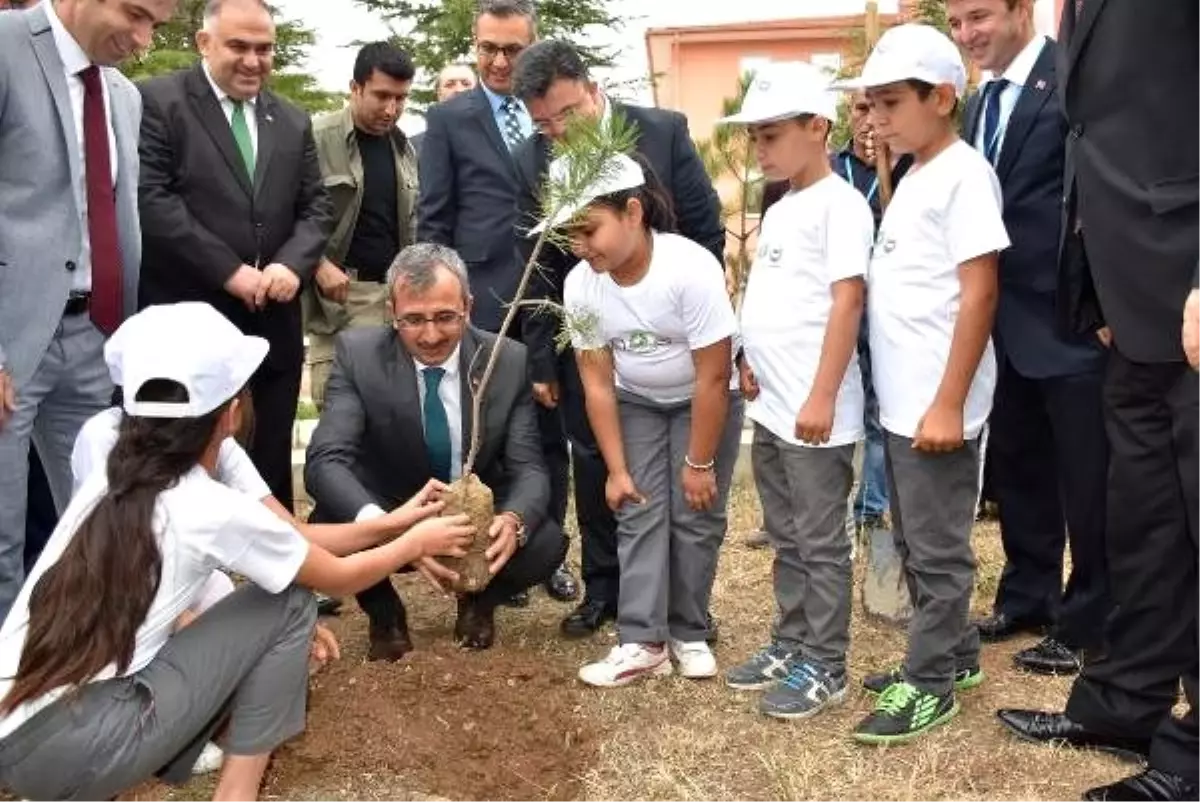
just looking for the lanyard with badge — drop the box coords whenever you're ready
[842,156,879,206]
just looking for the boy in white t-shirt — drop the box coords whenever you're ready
[716,62,875,721]
[834,24,1010,744]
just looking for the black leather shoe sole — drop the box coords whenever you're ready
[560,607,616,639]
[976,617,1051,643]
[1013,654,1080,676]
[996,712,1149,763]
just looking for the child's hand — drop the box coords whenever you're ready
[408,513,475,558]
[309,623,341,675]
[606,471,646,511]
[738,360,760,401]
[384,479,448,533]
[913,402,965,452]
[795,394,835,445]
[681,465,718,511]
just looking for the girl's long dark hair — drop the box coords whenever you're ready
[0,380,225,714]
[591,152,679,233]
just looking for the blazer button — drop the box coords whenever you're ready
[1071,123,1084,138]
[65,260,77,272]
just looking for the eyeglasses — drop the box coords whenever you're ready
[477,41,525,61]
[394,311,466,330]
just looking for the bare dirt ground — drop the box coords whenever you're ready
[123,479,1136,801]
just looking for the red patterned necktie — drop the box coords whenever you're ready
[79,65,122,335]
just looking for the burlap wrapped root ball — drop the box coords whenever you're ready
[437,473,495,593]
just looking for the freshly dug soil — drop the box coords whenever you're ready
[438,474,495,594]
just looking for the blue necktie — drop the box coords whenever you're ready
[500,96,524,151]
[422,367,452,482]
[982,78,1010,165]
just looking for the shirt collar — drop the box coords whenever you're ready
[983,34,1047,90]
[480,81,519,115]
[415,344,461,378]
[44,0,91,77]
[202,60,257,107]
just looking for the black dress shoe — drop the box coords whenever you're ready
[455,597,496,650]
[1084,769,1199,801]
[1014,637,1081,675]
[560,599,616,639]
[996,709,1150,762]
[367,622,413,662]
[974,611,1051,643]
[543,563,580,602]
[501,589,531,608]
[316,593,343,617]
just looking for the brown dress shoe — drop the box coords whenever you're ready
[367,622,413,662]
[454,596,496,650]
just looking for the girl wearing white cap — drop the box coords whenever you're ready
[716,61,875,721]
[0,302,476,801]
[540,153,742,687]
[834,23,1010,744]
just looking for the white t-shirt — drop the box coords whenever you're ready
[71,408,272,500]
[0,468,310,739]
[564,231,738,405]
[868,139,1010,440]
[740,174,874,447]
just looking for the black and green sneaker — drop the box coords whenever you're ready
[861,665,984,695]
[853,681,960,744]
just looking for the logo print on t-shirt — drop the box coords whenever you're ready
[757,242,783,265]
[873,229,896,256]
[612,330,671,355]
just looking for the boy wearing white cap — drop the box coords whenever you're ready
[716,61,874,721]
[834,24,1010,743]
[538,153,742,688]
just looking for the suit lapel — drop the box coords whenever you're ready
[1066,0,1107,77]
[185,65,254,198]
[385,335,432,478]
[470,87,516,178]
[28,9,83,221]
[962,92,984,145]
[252,93,276,201]
[995,42,1056,182]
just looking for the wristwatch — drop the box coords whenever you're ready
[501,511,527,548]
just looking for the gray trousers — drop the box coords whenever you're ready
[752,424,855,673]
[0,584,316,801]
[885,433,982,695]
[615,391,744,643]
[0,314,113,622]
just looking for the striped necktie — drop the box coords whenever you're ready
[500,96,524,151]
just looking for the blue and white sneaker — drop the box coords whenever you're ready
[760,660,847,720]
[725,642,797,691]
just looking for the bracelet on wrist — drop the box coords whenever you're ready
[684,455,715,472]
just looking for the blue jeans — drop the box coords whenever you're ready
[853,311,888,522]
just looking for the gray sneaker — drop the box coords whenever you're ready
[760,660,847,720]
[725,642,796,690]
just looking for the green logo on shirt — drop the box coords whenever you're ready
[613,330,672,355]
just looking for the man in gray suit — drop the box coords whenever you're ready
[0,0,176,621]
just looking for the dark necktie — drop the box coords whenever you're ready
[982,77,1010,165]
[422,367,452,482]
[500,96,524,151]
[79,66,121,335]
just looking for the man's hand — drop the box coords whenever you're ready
[485,513,519,576]
[913,401,965,453]
[532,381,560,409]
[795,393,835,445]
[1183,289,1199,370]
[256,263,301,307]
[0,368,15,432]
[224,264,262,311]
[315,259,350,304]
[738,360,760,401]
[309,623,341,674]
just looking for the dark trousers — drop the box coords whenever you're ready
[355,519,568,630]
[536,395,570,532]
[248,360,302,512]
[1065,348,1198,783]
[988,355,1111,649]
[24,447,57,574]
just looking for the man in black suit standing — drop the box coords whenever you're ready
[137,0,331,511]
[511,39,725,637]
[996,2,1198,799]
[304,244,566,660]
[949,0,1109,676]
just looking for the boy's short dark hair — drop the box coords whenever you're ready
[353,41,416,87]
[905,78,960,115]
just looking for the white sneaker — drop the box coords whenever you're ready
[578,643,672,688]
[670,639,717,679]
[191,741,224,775]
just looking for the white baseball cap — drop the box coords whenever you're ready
[718,61,839,125]
[528,152,646,236]
[104,302,269,419]
[832,23,968,99]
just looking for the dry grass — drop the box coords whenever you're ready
[137,476,1134,801]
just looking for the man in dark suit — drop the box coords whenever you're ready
[511,39,725,637]
[137,0,331,511]
[305,244,566,660]
[996,2,1198,799]
[410,62,477,159]
[949,0,1109,676]
[417,0,535,335]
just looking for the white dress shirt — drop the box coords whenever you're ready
[202,61,259,158]
[974,34,1049,162]
[356,345,464,522]
[45,0,117,294]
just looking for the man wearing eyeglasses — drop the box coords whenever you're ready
[305,243,566,661]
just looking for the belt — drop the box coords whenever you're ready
[64,292,91,316]
[344,267,386,284]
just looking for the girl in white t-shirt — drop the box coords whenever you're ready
[0,303,476,802]
[544,153,742,688]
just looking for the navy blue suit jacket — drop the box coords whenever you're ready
[963,39,1104,379]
